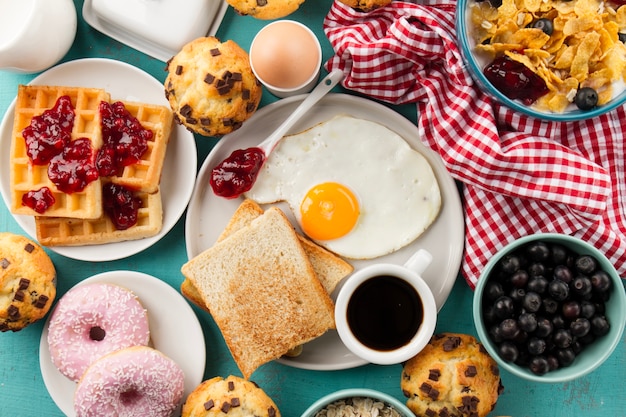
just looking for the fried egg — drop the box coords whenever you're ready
[244,115,442,259]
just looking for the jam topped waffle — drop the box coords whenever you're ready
[10,85,110,219]
[104,100,173,193]
[35,187,163,246]
[10,84,174,247]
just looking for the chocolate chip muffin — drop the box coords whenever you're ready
[165,37,262,137]
[0,232,56,332]
[337,0,392,12]
[182,375,280,417]
[401,333,504,417]
[227,0,305,20]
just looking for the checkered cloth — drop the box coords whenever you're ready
[323,0,626,288]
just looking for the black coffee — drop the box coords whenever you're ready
[347,275,423,351]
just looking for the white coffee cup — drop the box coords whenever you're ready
[335,249,437,365]
[0,0,77,73]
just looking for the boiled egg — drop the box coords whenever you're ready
[244,115,442,259]
[249,20,321,89]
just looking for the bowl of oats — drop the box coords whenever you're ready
[456,0,626,121]
[301,389,413,417]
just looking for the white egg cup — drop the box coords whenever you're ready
[335,249,437,365]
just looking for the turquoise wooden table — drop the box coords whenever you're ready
[1,1,624,416]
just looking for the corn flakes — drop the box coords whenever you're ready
[470,0,626,112]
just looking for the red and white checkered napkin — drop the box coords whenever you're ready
[323,0,626,288]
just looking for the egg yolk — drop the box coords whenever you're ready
[300,182,359,241]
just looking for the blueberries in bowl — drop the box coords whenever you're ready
[480,240,614,376]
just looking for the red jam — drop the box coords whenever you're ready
[96,101,152,177]
[483,55,549,105]
[22,95,74,165]
[209,147,266,199]
[48,138,99,194]
[21,187,56,214]
[102,183,142,230]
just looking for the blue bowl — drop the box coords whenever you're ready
[456,0,626,121]
[473,233,626,383]
[300,389,413,417]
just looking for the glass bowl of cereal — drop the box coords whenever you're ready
[301,389,413,417]
[456,0,626,121]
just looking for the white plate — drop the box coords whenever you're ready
[0,58,197,262]
[39,271,206,417]
[82,0,228,62]
[185,93,464,370]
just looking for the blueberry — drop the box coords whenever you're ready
[535,317,553,338]
[532,18,554,35]
[580,300,596,319]
[494,296,515,319]
[557,348,576,367]
[498,341,519,362]
[574,87,599,110]
[500,318,520,340]
[527,337,547,355]
[590,315,610,336]
[526,241,551,262]
[527,276,549,294]
[522,291,542,313]
[553,329,573,349]
[548,279,569,301]
[561,300,581,320]
[485,281,505,301]
[590,270,612,293]
[570,318,591,338]
[542,298,559,315]
[550,244,569,265]
[553,265,573,283]
[509,269,529,288]
[527,262,546,277]
[574,255,597,274]
[529,356,551,375]
[571,275,593,297]
[500,254,521,274]
[518,312,538,333]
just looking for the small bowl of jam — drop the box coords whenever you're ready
[334,249,437,365]
[456,0,626,121]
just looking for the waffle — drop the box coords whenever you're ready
[107,100,173,193]
[34,189,163,246]
[10,85,109,219]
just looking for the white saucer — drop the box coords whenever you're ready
[39,271,206,417]
[0,58,197,262]
[185,93,465,370]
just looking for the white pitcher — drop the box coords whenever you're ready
[0,0,77,73]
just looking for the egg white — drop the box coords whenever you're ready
[244,115,442,259]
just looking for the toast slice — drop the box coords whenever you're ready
[181,207,336,379]
[181,199,353,311]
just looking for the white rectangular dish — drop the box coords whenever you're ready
[83,0,228,62]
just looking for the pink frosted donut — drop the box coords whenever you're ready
[47,283,150,381]
[74,346,185,417]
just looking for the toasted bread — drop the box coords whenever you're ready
[181,199,353,311]
[181,207,336,379]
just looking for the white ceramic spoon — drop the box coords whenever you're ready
[210,69,345,198]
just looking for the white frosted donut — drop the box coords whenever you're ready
[74,346,185,417]
[47,283,150,381]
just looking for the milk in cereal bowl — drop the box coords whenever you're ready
[456,0,626,121]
